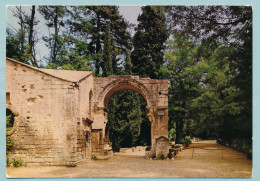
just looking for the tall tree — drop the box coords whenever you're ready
[7,6,39,66]
[161,32,203,143]
[26,6,36,65]
[132,6,169,79]
[107,90,150,151]
[103,28,113,76]
[67,6,132,76]
[39,6,66,68]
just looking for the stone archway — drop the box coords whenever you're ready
[92,75,169,158]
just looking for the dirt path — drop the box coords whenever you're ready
[6,140,252,178]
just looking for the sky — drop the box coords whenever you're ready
[6,6,142,66]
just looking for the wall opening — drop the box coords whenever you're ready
[6,108,15,132]
[105,89,151,153]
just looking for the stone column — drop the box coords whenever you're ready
[147,106,169,158]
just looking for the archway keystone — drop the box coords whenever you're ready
[92,75,169,158]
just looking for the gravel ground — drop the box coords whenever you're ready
[6,140,252,178]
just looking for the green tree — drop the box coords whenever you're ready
[67,6,132,76]
[102,28,113,76]
[39,6,66,68]
[161,32,204,143]
[125,49,132,75]
[164,6,252,141]
[107,90,150,151]
[7,6,39,66]
[6,110,15,152]
[132,6,169,79]
[6,28,21,59]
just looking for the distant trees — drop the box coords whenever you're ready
[107,90,150,151]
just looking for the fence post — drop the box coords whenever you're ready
[192,147,194,159]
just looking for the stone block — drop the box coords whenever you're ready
[155,136,170,159]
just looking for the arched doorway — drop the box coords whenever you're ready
[104,89,151,153]
[92,75,169,158]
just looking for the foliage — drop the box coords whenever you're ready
[6,110,15,151]
[6,6,39,66]
[6,158,11,167]
[125,49,132,75]
[131,6,169,78]
[162,32,203,143]
[162,6,252,143]
[180,136,191,145]
[6,28,21,60]
[12,157,23,167]
[168,128,176,142]
[38,6,66,68]
[6,109,15,130]
[66,6,132,75]
[6,137,15,151]
[107,90,150,151]
[6,115,12,131]
[103,28,113,76]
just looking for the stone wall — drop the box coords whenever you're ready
[6,60,89,166]
[74,76,94,163]
[91,129,112,159]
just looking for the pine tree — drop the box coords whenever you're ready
[103,28,113,76]
[107,90,150,150]
[125,49,132,75]
[38,6,66,68]
[69,6,132,76]
[131,6,168,79]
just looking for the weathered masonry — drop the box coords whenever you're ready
[6,58,169,166]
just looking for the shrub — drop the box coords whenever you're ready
[169,128,176,142]
[6,158,11,167]
[12,157,23,167]
[181,136,191,145]
[6,136,15,151]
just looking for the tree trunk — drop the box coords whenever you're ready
[27,6,38,67]
[18,6,25,59]
[175,119,183,144]
[52,7,58,65]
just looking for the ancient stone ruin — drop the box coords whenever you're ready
[6,57,169,166]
